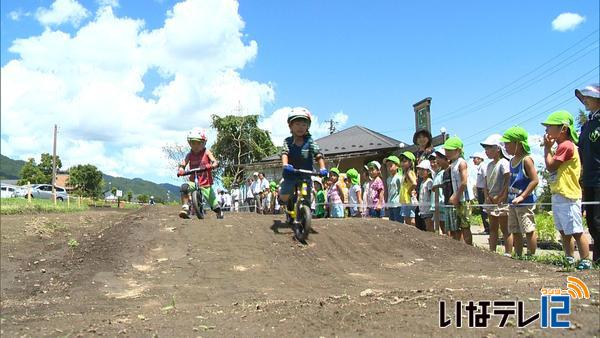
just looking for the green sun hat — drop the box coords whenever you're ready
[499,126,531,154]
[399,151,416,163]
[443,136,463,150]
[541,110,579,144]
[329,167,340,176]
[383,155,401,165]
[346,168,360,185]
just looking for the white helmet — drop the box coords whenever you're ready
[287,107,312,127]
[187,127,208,143]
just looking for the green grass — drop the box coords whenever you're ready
[513,252,600,270]
[0,198,89,215]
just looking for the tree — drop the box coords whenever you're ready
[39,153,62,183]
[161,142,188,180]
[577,109,588,130]
[17,158,46,185]
[137,194,149,203]
[127,191,133,202]
[111,187,117,196]
[210,114,277,187]
[68,164,104,198]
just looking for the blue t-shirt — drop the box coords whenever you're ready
[281,134,322,179]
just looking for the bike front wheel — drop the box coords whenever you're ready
[191,190,204,219]
[294,205,312,241]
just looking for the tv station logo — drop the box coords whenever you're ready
[439,276,590,329]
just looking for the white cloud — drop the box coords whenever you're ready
[1,0,275,183]
[8,9,31,21]
[35,0,90,27]
[97,0,119,7]
[552,12,585,32]
[259,108,349,146]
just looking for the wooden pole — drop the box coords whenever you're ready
[27,181,31,203]
[52,124,58,205]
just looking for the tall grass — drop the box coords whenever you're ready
[0,198,89,215]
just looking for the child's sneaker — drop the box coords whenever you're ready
[565,256,575,266]
[503,253,512,258]
[179,205,190,219]
[576,259,592,270]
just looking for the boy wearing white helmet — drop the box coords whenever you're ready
[280,107,328,209]
[177,128,223,219]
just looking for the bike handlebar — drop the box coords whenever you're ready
[177,167,209,177]
[293,168,325,176]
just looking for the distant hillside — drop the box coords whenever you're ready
[102,174,180,201]
[0,154,26,179]
[1,153,179,201]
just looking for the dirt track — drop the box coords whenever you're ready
[1,206,599,337]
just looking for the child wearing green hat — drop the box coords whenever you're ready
[444,136,473,245]
[399,151,418,225]
[542,110,591,270]
[501,126,539,258]
[346,168,363,217]
[384,155,403,222]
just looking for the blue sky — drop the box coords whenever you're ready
[1,0,598,185]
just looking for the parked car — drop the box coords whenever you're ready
[1,184,19,198]
[21,184,69,201]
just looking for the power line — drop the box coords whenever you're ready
[435,43,599,125]
[463,95,577,147]
[460,67,599,142]
[437,29,598,119]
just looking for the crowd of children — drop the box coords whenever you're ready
[177,84,599,270]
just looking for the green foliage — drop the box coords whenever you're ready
[0,198,88,215]
[69,164,104,198]
[68,239,79,249]
[111,187,117,196]
[38,153,62,181]
[0,154,26,179]
[15,153,62,185]
[536,168,553,212]
[127,191,133,202]
[137,194,149,203]
[535,212,557,242]
[576,108,588,130]
[103,176,176,201]
[210,114,277,185]
[17,158,47,185]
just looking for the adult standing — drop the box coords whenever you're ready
[413,129,434,231]
[576,83,600,263]
[471,152,490,234]
[230,184,240,212]
[245,177,255,212]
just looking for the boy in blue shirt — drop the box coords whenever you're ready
[280,107,328,211]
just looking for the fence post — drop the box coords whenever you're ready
[27,181,31,204]
[67,195,70,208]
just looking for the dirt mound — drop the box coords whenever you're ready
[1,206,598,337]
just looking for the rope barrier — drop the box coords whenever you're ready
[215,199,600,213]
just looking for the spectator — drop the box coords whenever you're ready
[470,152,489,234]
[543,110,591,270]
[575,83,600,264]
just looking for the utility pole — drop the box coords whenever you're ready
[324,119,338,135]
[52,124,57,204]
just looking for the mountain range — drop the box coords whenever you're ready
[0,154,179,201]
